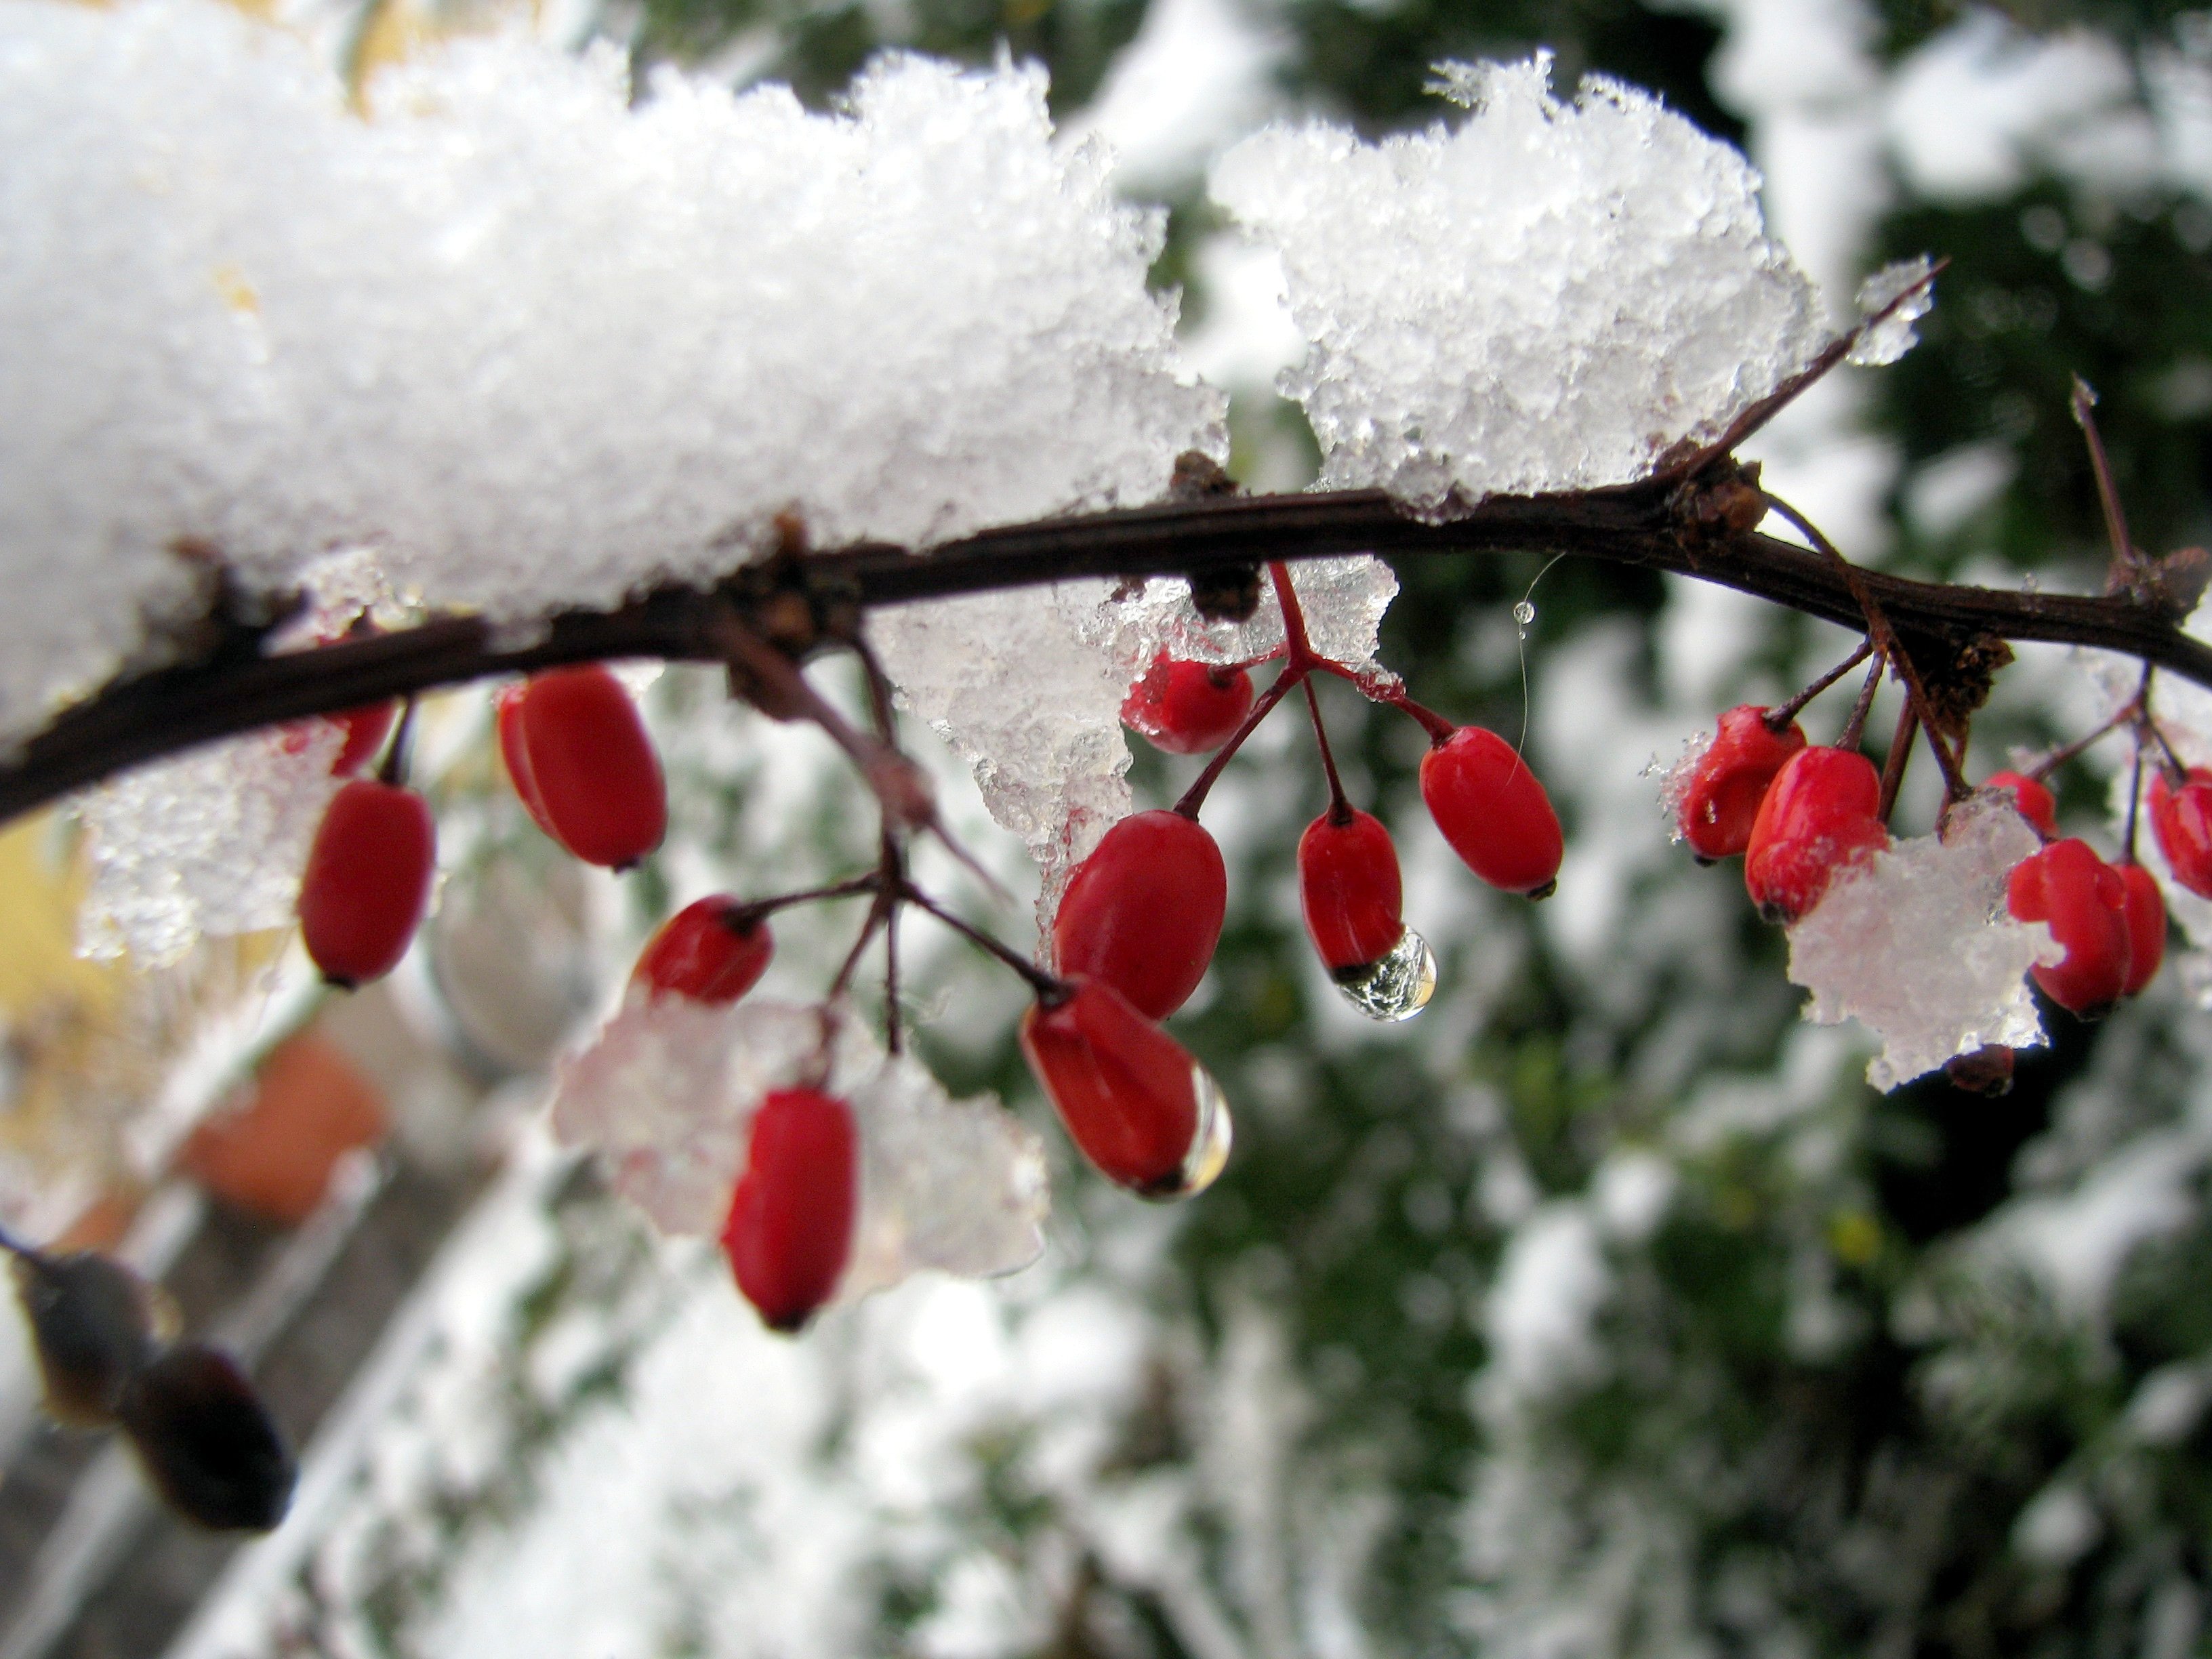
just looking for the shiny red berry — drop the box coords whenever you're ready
[1676,705,1805,861]
[1418,726,1563,897]
[298,779,436,988]
[1019,977,1230,1199]
[1121,655,1254,755]
[495,684,560,841]
[1298,809,1404,973]
[1742,746,1888,923]
[1052,809,1226,1020]
[720,1088,857,1334]
[505,667,666,868]
[2148,766,2212,897]
[2006,838,2132,1018]
[1984,770,2057,837]
[632,897,774,1005]
[2117,863,2166,998]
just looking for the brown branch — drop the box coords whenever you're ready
[6,468,2211,827]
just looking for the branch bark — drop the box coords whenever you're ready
[6,467,2206,826]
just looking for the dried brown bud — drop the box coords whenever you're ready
[9,1249,165,1428]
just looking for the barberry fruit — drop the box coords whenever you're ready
[1053,809,1225,1020]
[2118,863,2166,997]
[1676,705,1805,861]
[1944,1045,2015,1097]
[1984,770,2057,837]
[1742,747,1888,923]
[1019,976,1231,1199]
[298,779,436,988]
[117,1342,295,1531]
[1122,655,1254,755]
[2148,766,2212,897]
[1298,809,1404,972]
[720,1087,857,1333]
[1418,726,1563,897]
[495,683,560,841]
[284,702,396,777]
[632,896,774,1005]
[2005,838,2133,1018]
[504,666,667,869]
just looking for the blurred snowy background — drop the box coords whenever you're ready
[1,0,2211,1654]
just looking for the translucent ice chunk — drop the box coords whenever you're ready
[1650,727,1715,841]
[1786,796,2062,1090]
[1332,928,1437,1021]
[1847,256,1938,367]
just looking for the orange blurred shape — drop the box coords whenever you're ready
[180,1031,386,1225]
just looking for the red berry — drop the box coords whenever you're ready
[1984,770,2057,837]
[1298,809,1405,973]
[1052,809,1226,1020]
[2006,838,2132,1018]
[279,701,396,777]
[1121,655,1254,755]
[298,779,436,988]
[1418,726,1563,897]
[2148,766,2212,897]
[495,684,560,841]
[508,666,667,869]
[1019,977,1231,1199]
[1676,705,1805,861]
[720,1088,857,1333]
[2117,863,2166,997]
[632,897,774,1005]
[1742,746,1888,923]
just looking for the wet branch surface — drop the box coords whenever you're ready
[6,468,2208,825]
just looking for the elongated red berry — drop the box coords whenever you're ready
[1122,656,1254,755]
[632,897,774,1005]
[1053,809,1226,1020]
[721,1088,857,1333]
[510,667,667,868]
[1742,746,1888,923]
[1419,726,1563,897]
[2006,838,2132,1017]
[2117,863,2165,997]
[1676,705,1805,860]
[2149,766,2212,897]
[1298,809,1404,973]
[298,779,436,988]
[1984,770,2057,837]
[1019,977,1231,1199]
[495,684,560,840]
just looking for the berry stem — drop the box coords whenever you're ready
[1766,638,1874,732]
[894,881,1067,1001]
[731,872,883,930]
[2026,695,2141,781]
[1173,664,1300,819]
[1838,654,1884,752]
[1877,698,1916,824]
[1269,562,1318,671]
[2125,739,2146,866]
[2072,376,2146,591]
[1302,678,1352,823]
[376,697,418,789]
[1315,659,1458,743]
[879,828,905,1056]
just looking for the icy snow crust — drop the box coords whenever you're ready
[1210,56,1830,510]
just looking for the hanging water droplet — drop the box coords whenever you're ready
[1331,928,1437,1021]
[1141,1063,1234,1201]
[1513,600,1536,639]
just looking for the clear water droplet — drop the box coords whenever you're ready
[1331,928,1437,1021]
[1513,600,1536,626]
[1141,1063,1233,1201]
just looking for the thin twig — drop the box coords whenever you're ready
[897,882,1065,999]
[1303,679,1351,823]
[2072,376,2146,591]
[1839,655,1885,752]
[1877,699,1917,823]
[1767,639,1875,731]
[1174,664,1300,819]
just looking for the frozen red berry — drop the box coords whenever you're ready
[504,666,667,868]
[1418,726,1563,897]
[298,779,436,988]
[2148,766,2212,897]
[2006,838,2132,1018]
[1984,770,2057,837]
[632,897,774,1005]
[1122,655,1254,755]
[2117,863,2166,997]
[720,1088,857,1333]
[1052,809,1226,1020]
[1742,746,1888,924]
[1019,977,1231,1200]
[1675,705,1805,861]
[1298,808,1405,974]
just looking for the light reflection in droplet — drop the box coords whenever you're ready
[1331,928,1437,1021]
[1140,1063,1233,1202]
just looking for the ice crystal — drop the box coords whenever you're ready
[1847,255,1937,367]
[1210,54,1828,510]
[1650,727,1716,841]
[1786,796,2059,1090]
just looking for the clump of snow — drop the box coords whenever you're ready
[1648,726,1716,840]
[1847,255,1936,367]
[1786,796,2058,1090]
[549,999,1046,1298]
[1209,54,1829,510]
[0,0,1223,748]
[1092,557,1399,680]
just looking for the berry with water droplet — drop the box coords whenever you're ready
[1053,809,1226,1020]
[118,1342,295,1531]
[1020,977,1231,1199]
[1676,705,1805,860]
[721,1087,857,1333]
[7,1248,164,1427]
[506,666,667,869]
[1742,747,1888,923]
[2006,838,2132,1018]
[298,779,436,988]
[2148,766,2212,897]
[1122,655,1254,755]
[1298,808,1406,972]
[1984,770,2057,837]
[632,896,774,1005]
[1418,726,1563,897]
[2117,863,2166,997]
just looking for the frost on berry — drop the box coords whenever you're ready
[1786,797,2060,1091]
[550,1000,1046,1297]
[1651,728,1715,838]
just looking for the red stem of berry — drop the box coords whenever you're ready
[1877,699,1916,825]
[2026,695,2142,782]
[1766,639,1874,733]
[376,697,419,789]
[1301,679,1352,824]
[895,881,1067,1001]
[1173,665,1299,819]
[2125,741,2146,865]
[1838,655,1884,752]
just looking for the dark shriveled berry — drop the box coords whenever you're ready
[119,1343,295,1532]
[8,1249,163,1428]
